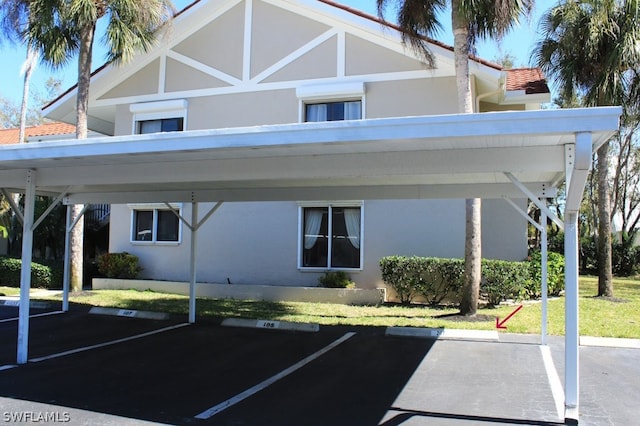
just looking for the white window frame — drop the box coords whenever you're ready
[296,81,366,122]
[297,201,364,271]
[128,203,183,245]
[130,99,188,134]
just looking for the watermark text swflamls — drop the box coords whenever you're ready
[3,411,71,423]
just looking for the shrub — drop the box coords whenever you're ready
[0,257,54,288]
[612,233,640,277]
[380,256,464,306]
[97,252,141,279]
[481,260,531,306]
[379,256,419,305]
[415,258,465,306]
[526,251,565,298]
[318,271,355,289]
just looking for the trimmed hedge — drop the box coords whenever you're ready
[0,257,59,289]
[380,254,565,307]
[97,252,141,279]
[379,256,464,305]
[481,259,531,306]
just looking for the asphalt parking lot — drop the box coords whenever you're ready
[0,302,638,425]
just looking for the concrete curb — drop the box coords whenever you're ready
[580,336,640,349]
[385,327,499,341]
[221,318,319,332]
[0,297,52,309]
[89,307,170,320]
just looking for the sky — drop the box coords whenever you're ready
[0,0,556,108]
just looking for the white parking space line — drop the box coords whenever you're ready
[29,323,190,363]
[0,310,64,323]
[0,364,18,371]
[195,331,357,419]
[540,345,565,420]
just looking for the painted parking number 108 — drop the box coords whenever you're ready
[257,320,280,329]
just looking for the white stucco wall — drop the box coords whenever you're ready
[109,198,527,289]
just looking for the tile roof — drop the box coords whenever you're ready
[0,122,76,145]
[505,68,550,94]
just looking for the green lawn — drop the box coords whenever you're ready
[2,275,639,338]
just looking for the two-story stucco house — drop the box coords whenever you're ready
[44,0,550,293]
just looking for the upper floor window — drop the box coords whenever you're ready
[297,81,365,123]
[305,101,361,122]
[137,117,184,134]
[130,99,187,134]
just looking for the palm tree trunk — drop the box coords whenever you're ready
[69,21,96,292]
[451,1,481,316]
[597,141,614,297]
[18,47,37,144]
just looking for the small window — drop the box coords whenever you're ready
[300,204,362,269]
[131,208,180,243]
[305,101,362,122]
[137,117,184,134]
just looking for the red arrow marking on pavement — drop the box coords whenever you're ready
[496,304,524,329]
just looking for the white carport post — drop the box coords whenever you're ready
[503,197,549,344]
[504,173,564,345]
[189,202,198,323]
[17,170,36,364]
[166,200,224,324]
[563,132,592,423]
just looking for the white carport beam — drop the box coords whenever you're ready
[17,170,36,364]
[504,172,563,231]
[503,198,543,232]
[2,188,24,225]
[32,188,70,231]
[565,133,593,213]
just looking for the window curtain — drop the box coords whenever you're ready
[344,101,361,120]
[304,209,324,249]
[306,104,327,122]
[343,208,361,249]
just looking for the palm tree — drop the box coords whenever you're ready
[377,0,534,315]
[534,0,640,297]
[0,1,38,144]
[25,0,175,291]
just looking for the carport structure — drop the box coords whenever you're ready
[0,106,621,423]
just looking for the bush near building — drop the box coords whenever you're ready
[380,254,565,307]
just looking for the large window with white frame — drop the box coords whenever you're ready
[129,204,182,244]
[299,203,363,270]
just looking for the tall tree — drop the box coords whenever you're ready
[25,0,175,291]
[534,0,640,297]
[0,0,37,143]
[377,0,534,315]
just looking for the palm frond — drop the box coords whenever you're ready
[377,0,445,68]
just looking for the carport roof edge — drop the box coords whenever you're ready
[0,106,622,204]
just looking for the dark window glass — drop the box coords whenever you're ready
[157,210,179,241]
[134,210,153,241]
